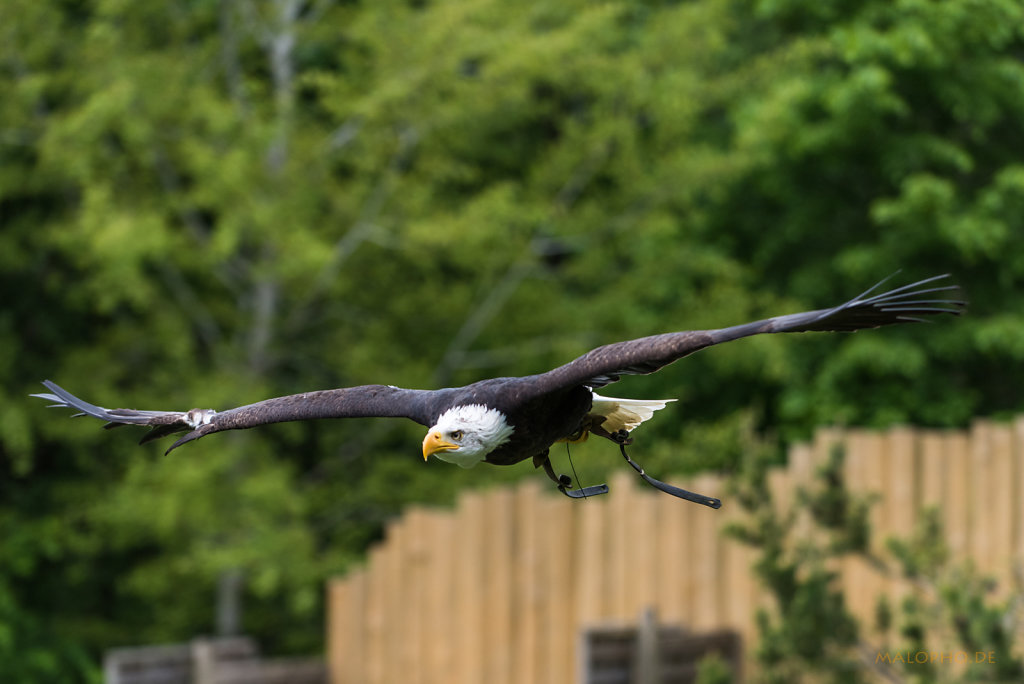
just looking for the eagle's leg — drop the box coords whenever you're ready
[612,431,722,509]
[591,423,633,445]
[533,451,609,499]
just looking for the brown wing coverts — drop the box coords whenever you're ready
[530,274,965,392]
[33,380,438,453]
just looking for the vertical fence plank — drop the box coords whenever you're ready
[630,487,660,618]
[842,430,882,634]
[988,423,1015,597]
[410,507,448,684]
[484,488,515,684]
[1016,417,1024,573]
[513,481,542,684]
[762,465,793,627]
[397,516,421,684]
[574,495,607,629]
[840,429,864,626]
[453,491,487,684]
[393,516,421,684]
[691,474,724,631]
[327,577,347,684]
[1016,418,1024,659]
[768,467,792,520]
[608,470,636,622]
[541,493,575,684]
[657,479,691,625]
[789,442,815,541]
[864,429,891,637]
[380,519,406,684]
[919,430,946,512]
[721,491,757,652]
[814,427,846,624]
[724,534,758,658]
[365,545,386,684]
[970,421,994,572]
[422,509,455,684]
[328,571,366,684]
[944,430,971,558]
[886,426,918,539]
[886,426,918,609]
[813,427,845,467]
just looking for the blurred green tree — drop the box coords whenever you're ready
[2,0,1022,680]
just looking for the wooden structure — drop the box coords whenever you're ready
[104,636,325,684]
[579,608,742,683]
[327,419,1024,683]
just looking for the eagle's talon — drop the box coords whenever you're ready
[611,429,633,445]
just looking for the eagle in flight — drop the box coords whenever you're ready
[34,274,964,507]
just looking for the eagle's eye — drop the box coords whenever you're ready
[450,430,463,441]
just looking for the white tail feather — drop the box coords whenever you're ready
[590,392,676,433]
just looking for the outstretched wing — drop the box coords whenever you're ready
[33,380,438,453]
[528,273,965,392]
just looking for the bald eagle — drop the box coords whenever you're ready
[33,274,964,506]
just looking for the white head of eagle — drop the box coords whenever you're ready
[422,404,514,468]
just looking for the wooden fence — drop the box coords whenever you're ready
[327,419,1024,684]
[104,636,326,684]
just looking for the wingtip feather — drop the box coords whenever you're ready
[165,429,205,455]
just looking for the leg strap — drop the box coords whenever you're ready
[612,431,722,509]
[533,452,609,499]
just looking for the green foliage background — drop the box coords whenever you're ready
[2,0,1022,680]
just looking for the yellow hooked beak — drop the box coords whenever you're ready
[422,429,458,461]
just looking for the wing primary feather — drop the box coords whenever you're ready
[140,424,187,445]
[880,306,963,314]
[852,271,953,303]
[819,273,956,308]
[166,430,207,454]
[847,270,901,303]
[32,380,187,427]
[30,392,63,405]
[782,274,964,333]
[868,286,963,304]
